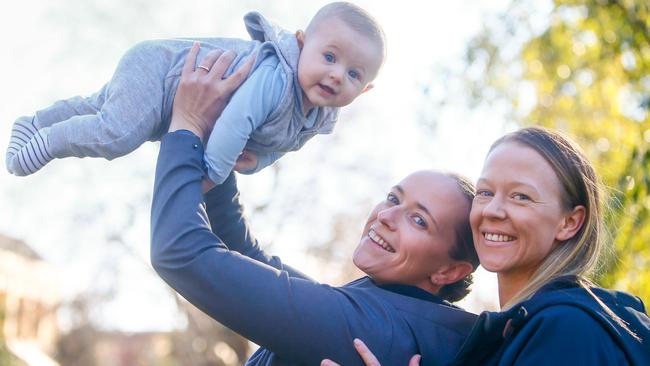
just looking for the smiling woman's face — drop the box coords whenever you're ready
[470,142,568,285]
[353,171,469,291]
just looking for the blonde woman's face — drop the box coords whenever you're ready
[470,142,569,283]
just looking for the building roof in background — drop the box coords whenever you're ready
[0,233,41,260]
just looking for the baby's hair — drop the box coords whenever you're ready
[306,2,386,64]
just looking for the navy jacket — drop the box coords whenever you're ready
[450,277,650,365]
[150,131,477,366]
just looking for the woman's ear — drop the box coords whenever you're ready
[430,261,474,287]
[556,205,586,242]
[295,30,305,50]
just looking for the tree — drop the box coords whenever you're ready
[463,0,649,302]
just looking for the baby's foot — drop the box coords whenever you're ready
[6,116,38,169]
[6,126,54,176]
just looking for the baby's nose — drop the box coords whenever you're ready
[329,67,344,82]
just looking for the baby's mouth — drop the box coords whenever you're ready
[319,84,335,95]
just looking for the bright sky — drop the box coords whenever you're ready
[0,0,533,332]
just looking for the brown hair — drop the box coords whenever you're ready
[438,173,480,302]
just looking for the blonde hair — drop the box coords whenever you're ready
[491,127,605,309]
[492,127,640,339]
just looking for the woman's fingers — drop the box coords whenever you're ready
[208,49,237,79]
[408,354,422,366]
[223,53,255,90]
[182,42,201,76]
[322,339,420,366]
[353,339,381,366]
[169,42,251,139]
[198,48,226,75]
[320,360,339,366]
[319,339,377,366]
[193,45,254,93]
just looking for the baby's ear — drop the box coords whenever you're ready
[295,30,305,50]
[361,83,374,93]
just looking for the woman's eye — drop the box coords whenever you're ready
[512,193,531,201]
[386,193,399,205]
[476,190,493,198]
[413,215,427,228]
[324,53,335,63]
[348,70,359,79]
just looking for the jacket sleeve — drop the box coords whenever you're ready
[150,131,374,365]
[203,172,309,278]
[502,305,629,365]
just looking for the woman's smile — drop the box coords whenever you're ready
[480,230,517,247]
[368,228,395,253]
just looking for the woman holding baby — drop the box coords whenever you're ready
[152,32,649,366]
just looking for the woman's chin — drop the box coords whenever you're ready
[351,246,364,271]
[352,240,384,276]
[352,244,372,273]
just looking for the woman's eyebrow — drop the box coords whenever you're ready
[417,203,439,229]
[477,177,541,196]
[394,185,439,229]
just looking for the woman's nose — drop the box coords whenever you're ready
[377,206,398,230]
[482,196,506,220]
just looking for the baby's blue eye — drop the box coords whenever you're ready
[324,53,335,63]
[348,70,359,79]
[386,192,399,205]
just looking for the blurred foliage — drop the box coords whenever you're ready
[0,299,23,366]
[465,0,649,302]
[0,344,26,366]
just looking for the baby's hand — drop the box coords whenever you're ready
[202,179,216,193]
[234,150,258,173]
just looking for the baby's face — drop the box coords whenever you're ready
[296,17,383,110]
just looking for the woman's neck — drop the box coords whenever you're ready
[371,276,441,297]
[497,271,533,308]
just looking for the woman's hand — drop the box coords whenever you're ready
[168,42,254,140]
[320,339,421,366]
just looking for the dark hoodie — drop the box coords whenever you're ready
[450,276,650,365]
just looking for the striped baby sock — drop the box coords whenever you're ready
[6,125,54,176]
[6,116,38,168]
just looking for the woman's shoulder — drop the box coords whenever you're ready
[518,284,641,337]
[451,283,649,366]
[527,302,607,332]
[510,285,650,365]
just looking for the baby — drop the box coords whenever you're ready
[6,2,385,185]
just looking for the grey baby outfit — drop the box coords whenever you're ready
[7,12,338,183]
